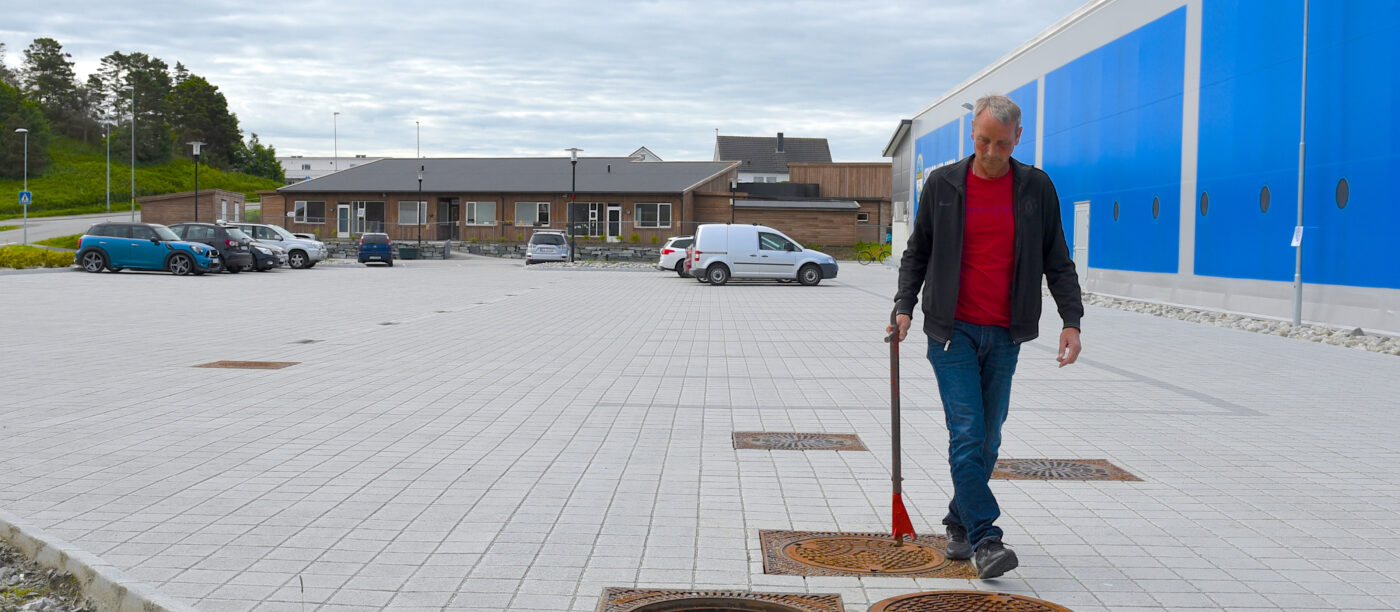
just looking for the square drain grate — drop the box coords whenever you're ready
[993,458,1140,481]
[194,361,298,370]
[733,432,867,451]
[599,588,843,612]
[760,530,976,579]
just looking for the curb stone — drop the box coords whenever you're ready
[0,509,198,612]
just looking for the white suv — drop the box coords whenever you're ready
[657,236,693,276]
[525,230,570,264]
[689,224,838,286]
[224,222,328,269]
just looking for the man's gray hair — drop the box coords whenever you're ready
[974,94,1021,127]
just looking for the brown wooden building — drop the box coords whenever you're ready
[789,162,892,244]
[137,189,247,227]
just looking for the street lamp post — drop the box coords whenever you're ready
[105,123,110,213]
[14,128,28,244]
[566,148,582,262]
[127,85,135,221]
[333,111,340,172]
[188,141,205,222]
[416,120,420,158]
[417,165,424,248]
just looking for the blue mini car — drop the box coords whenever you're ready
[75,222,223,275]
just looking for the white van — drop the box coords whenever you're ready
[688,223,838,286]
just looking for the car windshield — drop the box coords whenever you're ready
[151,225,181,241]
[364,234,389,244]
[226,228,252,241]
[270,226,297,240]
[531,234,566,246]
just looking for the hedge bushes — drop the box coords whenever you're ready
[0,245,76,269]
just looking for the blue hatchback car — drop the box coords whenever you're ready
[357,232,394,266]
[75,222,223,275]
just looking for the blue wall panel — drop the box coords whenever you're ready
[1006,81,1038,167]
[1042,7,1185,274]
[1301,1,1400,289]
[1196,0,1304,282]
[912,120,961,214]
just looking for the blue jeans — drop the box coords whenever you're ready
[926,320,1021,550]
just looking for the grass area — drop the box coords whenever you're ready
[0,225,17,231]
[0,244,76,269]
[0,137,282,220]
[35,234,81,250]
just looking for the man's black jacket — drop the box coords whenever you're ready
[894,155,1083,345]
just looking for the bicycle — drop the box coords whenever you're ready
[856,243,891,265]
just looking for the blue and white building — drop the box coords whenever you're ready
[885,0,1399,334]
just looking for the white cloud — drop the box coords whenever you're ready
[3,0,1086,160]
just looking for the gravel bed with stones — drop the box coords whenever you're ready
[1082,291,1400,355]
[0,540,92,612]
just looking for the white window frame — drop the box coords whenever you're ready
[515,202,550,227]
[857,212,870,223]
[398,200,427,226]
[466,201,496,225]
[634,202,672,229]
[294,201,326,224]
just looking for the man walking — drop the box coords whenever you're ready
[888,94,1083,579]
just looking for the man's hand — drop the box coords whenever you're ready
[1057,327,1081,367]
[886,313,912,343]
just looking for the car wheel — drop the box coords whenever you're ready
[289,250,308,269]
[706,264,730,286]
[227,264,241,274]
[79,251,107,273]
[798,263,822,286]
[777,279,792,283]
[387,260,394,267]
[107,267,122,273]
[674,260,686,277]
[168,253,194,276]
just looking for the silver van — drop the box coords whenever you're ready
[688,223,838,286]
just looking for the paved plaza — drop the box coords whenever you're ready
[1,256,1397,611]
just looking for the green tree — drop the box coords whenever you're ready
[0,42,18,87]
[0,81,52,180]
[168,74,241,169]
[235,133,284,182]
[20,38,76,111]
[92,51,173,165]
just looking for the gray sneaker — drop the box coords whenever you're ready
[971,539,1018,579]
[945,524,972,560]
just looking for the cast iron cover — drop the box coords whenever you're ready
[193,361,298,369]
[868,590,1073,611]
[759,530,975,578]
[733,432,867,451]
[598,588,843,612]
[993,459,1140,481]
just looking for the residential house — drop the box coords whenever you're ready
[714,133,831,183]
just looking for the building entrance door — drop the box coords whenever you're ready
[607,205,621,242]
[337,204,351,238]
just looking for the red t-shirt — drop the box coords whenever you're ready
[956,166,1015,327]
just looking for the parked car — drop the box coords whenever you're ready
[657,236,693,277]
[224,221,328,269]
[74,222,222,276]
[525,230,569,264]
[689,223,838,286]
[249,240,288,271]
[168,222,256,273]
[358,232,394,266]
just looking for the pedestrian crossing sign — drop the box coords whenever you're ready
[18,191,31,205]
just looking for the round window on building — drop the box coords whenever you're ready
[1336,177,1349,209]
[1200,192,1209,216]
[1260,185,1270,213]
[1113,201,1120,221]
[1152,196,1161,219]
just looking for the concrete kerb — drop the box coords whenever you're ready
[0,508,198,612]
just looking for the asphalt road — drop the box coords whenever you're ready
[0,211,142,247]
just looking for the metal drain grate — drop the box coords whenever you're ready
[993,459,1140,481]
[599,588,843,612]
[194,361,298,370]
[760,530,975,578]
[733,432,867,451]
[868,590,1073,611]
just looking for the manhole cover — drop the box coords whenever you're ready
[599,588,842,612]
[868,590,1072,611]
[733,432,867,451]
[993,459,1140,481]
[760,530,975,578]
[193,361,298,369]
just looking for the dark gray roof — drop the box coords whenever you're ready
[279,158,734,194]
[715,135,832,174]
[734,199,860,210]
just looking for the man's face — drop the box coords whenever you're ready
[971,110,1022,178]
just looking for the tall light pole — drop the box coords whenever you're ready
[14,128,28,244]
[333,111,340,172]
[416,120,420,158]
[188,141,205,222]
[105,122,111,213]
[127,85,136,221]
[566,148,582,262]
[417,165,424,248]
[1292,0,1309,326]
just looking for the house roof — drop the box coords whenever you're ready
[278,158,734,194]
[715,134,832,175]
[733,198,860,211]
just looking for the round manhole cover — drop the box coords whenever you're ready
[999,459,1108,479]
[782,535,946,574]
[868,590,1073,612]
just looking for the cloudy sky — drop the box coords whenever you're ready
[2,0,1085,162]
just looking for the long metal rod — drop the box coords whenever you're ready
[130,86,136,221]
[1293,0,1308,326]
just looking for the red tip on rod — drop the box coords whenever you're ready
[892,494,916,542]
